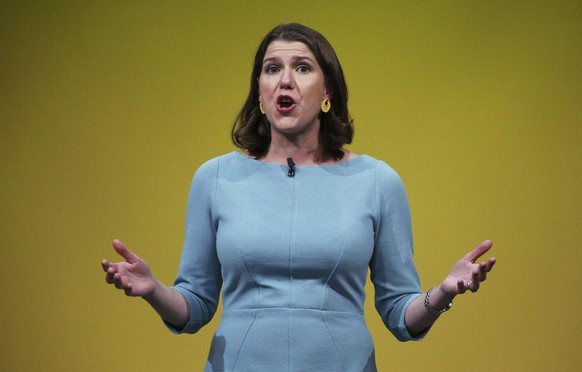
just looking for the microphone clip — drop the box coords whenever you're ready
[287,157,295,177]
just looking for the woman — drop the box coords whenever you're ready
[102,23,496,371]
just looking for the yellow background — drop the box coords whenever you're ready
[1,1,581,371]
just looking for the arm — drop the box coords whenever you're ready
[371,162,497,340]
[371,161,427,341]
[101,239,189,329]
[102,158,222,334]
[404,240,497,337]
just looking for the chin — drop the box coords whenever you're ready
[272,119,318,134]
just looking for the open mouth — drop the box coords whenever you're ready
[277,95,296,111]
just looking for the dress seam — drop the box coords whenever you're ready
[209,155,221,234]
[321,311,346,371]
[372,161,381,247]
[288,172,298,308]
[320,240,345,310]
[238,249,261,309]
[288,174,298,372]
[231,309,257,371]
[221,308,365,317]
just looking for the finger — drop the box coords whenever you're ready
[101,259,109,272]
[471,271,480,292]
[113,273,127,290]
[464,240,493,263]
[113,273,121,288]
[457,279,467,294]
[487,257,497,272]
[105,265,117,284]
[105,272,115,284]
[112,239,140,264]
[479,262,488,281]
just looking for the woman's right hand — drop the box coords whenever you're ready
[101,239,156,297]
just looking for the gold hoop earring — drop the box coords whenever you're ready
[259,101,265,114]
[321,99,331,113]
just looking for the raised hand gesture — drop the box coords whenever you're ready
[101,239,156,297]
[441,240,496,295]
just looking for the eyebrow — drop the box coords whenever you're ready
[262,55,315,65]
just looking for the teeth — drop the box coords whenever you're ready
[280,99,293,107]
[277,97,293,108]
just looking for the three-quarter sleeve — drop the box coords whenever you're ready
[370,161,428,341]
[164,158,223,334]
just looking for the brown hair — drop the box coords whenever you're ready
[231,23,353,161]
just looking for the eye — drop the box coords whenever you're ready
[296,64,311,73]
[264,65,279,74]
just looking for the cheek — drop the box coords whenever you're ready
[304,83,326,103]
[259,78,276,95]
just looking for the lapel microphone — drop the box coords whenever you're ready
[287,158,295,178]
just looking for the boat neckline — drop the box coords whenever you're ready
[233,151,370,168]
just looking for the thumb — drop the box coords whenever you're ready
[112,239,140,264]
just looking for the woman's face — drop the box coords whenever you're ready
[258,40,330,141]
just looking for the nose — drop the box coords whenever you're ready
[279,67,294,89]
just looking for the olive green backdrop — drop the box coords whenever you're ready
[1,1,580,371]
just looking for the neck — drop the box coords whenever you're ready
[264,126,334,165]
[264,146,331,166]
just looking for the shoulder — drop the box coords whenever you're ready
[357,156,407,203]
[194,151,243,176]
[187,152,246,200]
[354,154,402,183]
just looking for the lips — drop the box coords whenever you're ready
[276,95,296,113]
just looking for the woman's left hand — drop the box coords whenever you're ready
[441,240,496,295]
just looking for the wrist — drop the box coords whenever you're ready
[436,283,457,303]
[424,285,454,315]
[142,277,162,301]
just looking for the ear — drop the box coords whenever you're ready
[324,85,332,100]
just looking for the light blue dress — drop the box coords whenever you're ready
[165,151,427,371]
